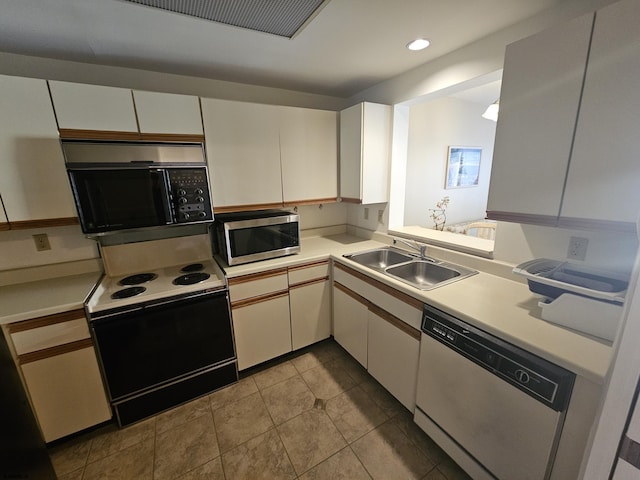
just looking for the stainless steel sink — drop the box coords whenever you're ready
[343,247,477,290]
[345,248,415,270]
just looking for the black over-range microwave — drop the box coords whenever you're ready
[212,210,301,266]
[62,140,213,234]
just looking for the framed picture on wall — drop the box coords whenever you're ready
[445,146,482,189]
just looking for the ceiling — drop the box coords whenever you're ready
[0,0,566,98]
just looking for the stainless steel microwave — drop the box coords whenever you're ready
[63,140,213,234]
[212,210,300,266]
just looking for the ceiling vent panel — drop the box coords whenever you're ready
[123,0,328,38]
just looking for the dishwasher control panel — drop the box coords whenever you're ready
[422,304,575,411]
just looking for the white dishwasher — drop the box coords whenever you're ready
[414,304,575,480]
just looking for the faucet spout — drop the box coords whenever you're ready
[393,238,428,259]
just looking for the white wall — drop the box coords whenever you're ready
[347,203,389,234]
[296,203,348,231]
[404,97,496,228]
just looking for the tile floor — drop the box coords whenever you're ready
[48,339,471,480]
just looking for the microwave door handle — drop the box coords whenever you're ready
[154,169,174,224]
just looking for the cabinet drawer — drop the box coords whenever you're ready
[228,269,288,303]
[288,260,329,285]
[8,310,90,355]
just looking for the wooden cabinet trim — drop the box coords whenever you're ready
[289,277,329,290]
[231,290,289,309]
[369,303,421,341]
[7,309,86,334]
[334,262,423,310]
[228,268,288,286]
[283,198,338,207]
[8,217,79,230]
[139,133,205,143]
[339,198,362,204]
[0,222,10,231]
[214,203,285,214]
[288,259,329,272]
[58,128,204,143]
[18,338,93,365]
[334,281,369,307]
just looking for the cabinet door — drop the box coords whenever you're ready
[279,106,337,205]
[561,0,640,226]
[368,306,420,411]
[20,346,112,442]
[201,98,283,210]
[0,194,9,230]
[290,279,331,350]
[333,283,368,368]
[133,90,203,135]
[232,293,292,370]
[339,102,391,204]
[49,81,138,132]
[486,13,593,223]
[0,75,77,223]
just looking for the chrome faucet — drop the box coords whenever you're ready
[393,238,428,258]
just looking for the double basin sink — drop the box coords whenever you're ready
[343,247,477,290]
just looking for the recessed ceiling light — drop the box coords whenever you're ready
[406,38,430,51]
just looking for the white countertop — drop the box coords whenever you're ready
[221,233,612,384]
[0,272,102,324]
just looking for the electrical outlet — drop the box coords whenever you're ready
[567,236,588,261]
[364,207,369,220]
[32,233,51,251]
[377,209,384,223]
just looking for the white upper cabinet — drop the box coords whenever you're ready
[0,195,9,229]
[339,102,391,204]
[49,81,138,132]
[487,13,593,224]
[201,98,283,210]
[132,90,203,135]
[0,75,76,224]
[279,106,337,204]
[561,0,640,226]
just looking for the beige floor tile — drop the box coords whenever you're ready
[221,429,296,480]
[154,413,219,480]
[359,378,406,417]
[213,391,274,452]
[209,377,258,411]
[298,447,372,480]
[308,339,348,363]
[49,437,92,477]
[391,410,448,465]
[422,467,448,480]
[253,361,299,390]
[87,417,156,464]
[301,362,356,400]
[262,374,316,424]
[277,408,347,475]
[155,395,212,435]
[434,457,473,480]
[175,457,225,480]
[328,353,370,384]
[58,467,84,480]
[326,386,388,443]
[291,351,325,373]
[83,438,154,480]
[351,421,435,480]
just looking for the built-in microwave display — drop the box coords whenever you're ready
[213,210,300,266]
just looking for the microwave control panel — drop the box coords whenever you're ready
[168,168,213,223]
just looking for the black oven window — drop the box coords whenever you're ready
[229,223,299,257]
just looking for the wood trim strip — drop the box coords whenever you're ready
[9,217,79,230]
[558,216,637,234]
[334,262,423,310]
[340,197,362,204]
[287,259,329,272]
[333,281,370,307]
[283,198,338,207]
[231,290,289,309]
[58,128,141,140]
[486,211,559,227]
[138,133,205,143]
[0,222,10,231]
[289,277,329,290]
[369,303,421,341]
[214,203,285,214]
[228,268,288,286]
[18,338,93,365]
[7,309,86,334]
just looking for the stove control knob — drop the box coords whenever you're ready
[177,189,187,196]
[195,188,204,195]
[178,197,188,204]
[196,196,205,203]
[198,211,207,218]
[183,212,191,220]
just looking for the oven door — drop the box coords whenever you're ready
[68,168,173,233]
[90,290,234,401]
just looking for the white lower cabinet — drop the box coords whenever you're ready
[367,305,420,411]
[333,283,369,368]
[5,309,111,442]
[231,293,292,370]
[333,262,422,410]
